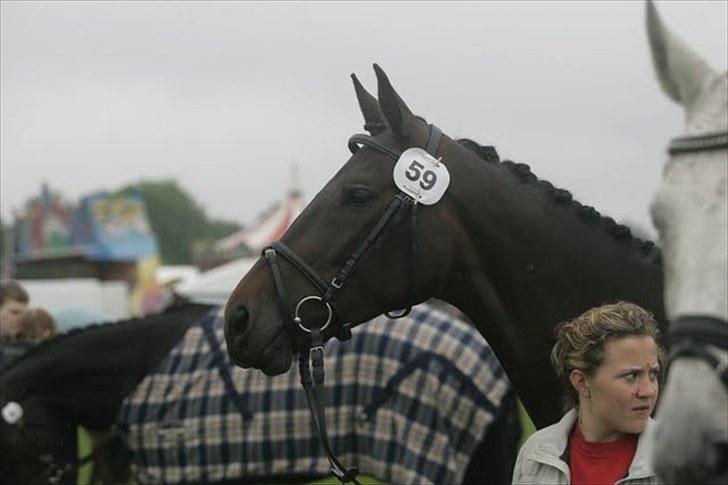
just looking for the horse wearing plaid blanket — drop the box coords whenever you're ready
[0,301,518,484]
[224,65,667,430]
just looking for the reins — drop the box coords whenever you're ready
[262,125,443,484]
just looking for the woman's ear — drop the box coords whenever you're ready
[569,369,591,400]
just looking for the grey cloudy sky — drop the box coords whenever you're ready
[1,1,726,237]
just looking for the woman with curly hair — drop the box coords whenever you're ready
[512,301,664,485]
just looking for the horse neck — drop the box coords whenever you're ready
[436,144,665,426]
[1,304,210,429]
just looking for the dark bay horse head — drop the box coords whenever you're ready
[0,303,210,485]
[224,65,665,427]
[225,65,464,375]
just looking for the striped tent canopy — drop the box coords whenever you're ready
[214,190,305,254]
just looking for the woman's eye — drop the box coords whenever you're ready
[345,188,373,206]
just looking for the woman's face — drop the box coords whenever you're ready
[582,335,660,440]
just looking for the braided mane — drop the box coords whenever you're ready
[456,138,662,264]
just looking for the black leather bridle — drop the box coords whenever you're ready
[262,125,443,484]
[664,130,728,387]
[668,316,728,387]
[668,131,728,155]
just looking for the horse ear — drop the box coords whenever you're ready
[351,74,387,135]
[374,63,417,141]
[645,0,715,110]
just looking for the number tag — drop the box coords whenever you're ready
[393,148,450,205]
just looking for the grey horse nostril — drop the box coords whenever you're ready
[230,304,249,334]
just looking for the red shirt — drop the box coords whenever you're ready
[568,424,638,485]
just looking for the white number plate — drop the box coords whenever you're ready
[393,148,450,205]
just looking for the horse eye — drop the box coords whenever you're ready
[345,188,374,207]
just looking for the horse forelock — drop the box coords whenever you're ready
[455,138,662,264]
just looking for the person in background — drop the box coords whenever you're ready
[512,301,664,485]
[17,307,58,342]
[1,280,31,370]
[1,280,30,341]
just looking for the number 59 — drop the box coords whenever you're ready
[405,160,437,190]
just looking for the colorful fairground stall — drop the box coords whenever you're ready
[11,185,164,315]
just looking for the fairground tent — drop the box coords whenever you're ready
[214,189,305,255]
[182,185,305,305]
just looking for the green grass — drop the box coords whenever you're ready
[77,427,94,485]
[517,400,537,449]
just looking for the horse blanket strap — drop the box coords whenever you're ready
[668,315,728,387]
[668,131,728,155]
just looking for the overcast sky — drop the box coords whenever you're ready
[1,1,726,237]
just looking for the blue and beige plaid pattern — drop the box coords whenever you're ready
[117,302,511,484]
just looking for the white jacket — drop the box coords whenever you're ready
[512,409,659,485]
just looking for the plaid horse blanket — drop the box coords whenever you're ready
[117,302,512,484]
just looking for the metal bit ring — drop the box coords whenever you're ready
[294,296,333,333]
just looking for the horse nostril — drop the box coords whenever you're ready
[229,304,249,335]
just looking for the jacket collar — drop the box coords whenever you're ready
[622,418,656,481]
[534,408,657,480]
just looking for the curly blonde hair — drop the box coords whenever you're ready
[550,301,664,411]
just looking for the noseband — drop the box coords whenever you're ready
[262,125,443,484]
[667,316,728,387]
[665,130,728,387]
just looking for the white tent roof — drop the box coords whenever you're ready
[177,257,257,306]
